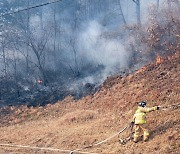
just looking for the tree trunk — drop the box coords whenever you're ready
[167,0,171,10]
[12,49,20,97]
[39,0,43,30]
[157,0,160,10]
[133,0,141,25]
[117,0,127,25]
[53,3,57,70]
[2,44,9,92]
[136,0,141,25]
[30,42,48,86]
[26,0,30,75]
[174,0,180,13]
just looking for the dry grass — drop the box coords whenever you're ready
[0,53,179,154]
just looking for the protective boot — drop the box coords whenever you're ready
[133,134,139,143]
[143,130,149,142]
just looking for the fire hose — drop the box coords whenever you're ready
[72,103,180,152]
[159,103,180,110]
[118,103,180,145]
[0,103,179,154]
[70,123,132,153]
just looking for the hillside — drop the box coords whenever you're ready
[0,53,180,154]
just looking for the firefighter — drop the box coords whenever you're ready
[131,101,160,143]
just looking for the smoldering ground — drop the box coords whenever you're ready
[0,0,174,106]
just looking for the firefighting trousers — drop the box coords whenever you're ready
[133,124,150,141]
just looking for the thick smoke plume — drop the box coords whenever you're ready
[68,20,132,95]
[0,0,178,106]
[78,21,130,74]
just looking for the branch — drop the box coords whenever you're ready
[132,0,138,5]
[0,0,62,17]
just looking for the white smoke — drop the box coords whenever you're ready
[78,20,130,76]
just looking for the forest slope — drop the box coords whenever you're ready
[0,53,179,154]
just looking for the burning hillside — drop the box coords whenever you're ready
[0,0,179,108]
[0,51,179,154]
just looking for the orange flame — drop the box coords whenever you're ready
[167,56,172,61]
[37,80,43,83]
[136,66,147,74]
[156,55,164,65]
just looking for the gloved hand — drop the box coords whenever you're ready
[131,121,135,125]
[156,106,160,110]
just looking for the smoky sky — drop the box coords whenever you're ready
[0,0,168,83]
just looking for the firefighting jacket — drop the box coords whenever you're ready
[133,106,157,124]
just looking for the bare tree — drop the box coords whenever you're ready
[11,47,21,97]
[27,30,51,86]
[157,0,160,10]
[52,3,58,70]
[117,0,127,25]
[0,28,11,92]
[132,0,141,25]
[173,0,180,13]
[167,0,172,10]
[69,37,80,77]
[65,3,81,78]
[0,25,21,97]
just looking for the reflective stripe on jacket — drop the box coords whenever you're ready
[133,106,157,124]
